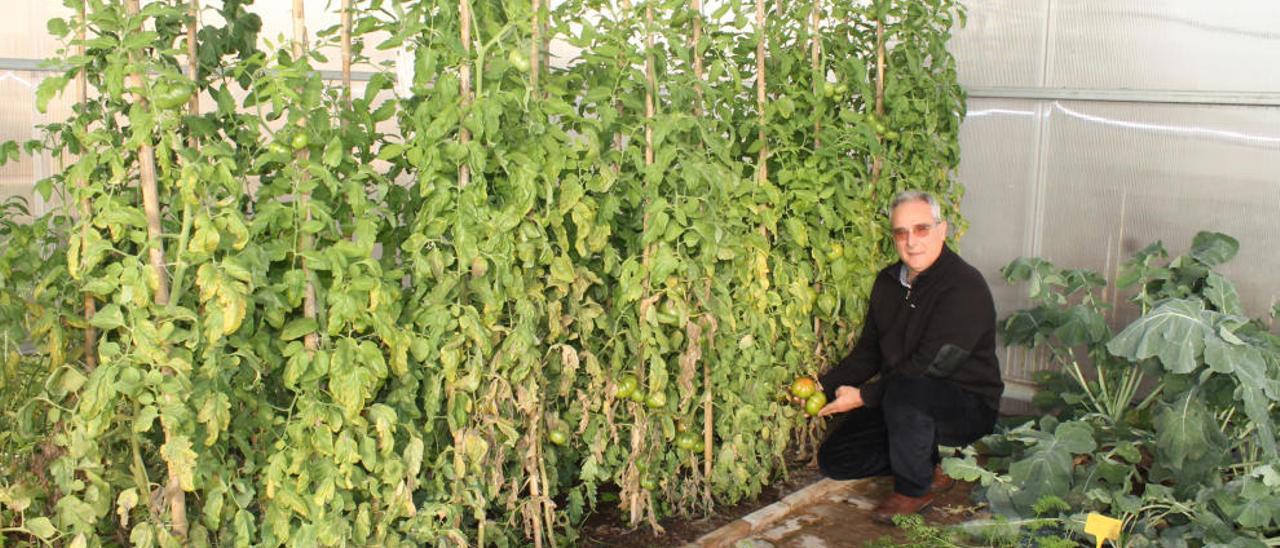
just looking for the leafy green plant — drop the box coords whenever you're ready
[0,0,969,544]
[947,231,1280,546]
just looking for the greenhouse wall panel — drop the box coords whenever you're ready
[1035,100,1280,319]
[1047,0,1280,92]
[948,0,1050,88]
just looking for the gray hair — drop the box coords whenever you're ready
[890,190,942,222]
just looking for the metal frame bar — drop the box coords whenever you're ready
[0,56,381,82]
[968,86,1280,108]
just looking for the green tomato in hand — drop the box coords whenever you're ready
[804,392,827,417]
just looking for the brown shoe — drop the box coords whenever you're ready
[931,465,955,494]
[872,491,936,524]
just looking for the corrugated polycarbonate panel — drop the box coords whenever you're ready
[1048,0,1280,92]
[0,71,74,218]
[955,98,1045,387]
[0,3,65,60]
[1037,100,1280,320]
[956,98,1040,308]
[949,0,1051,89]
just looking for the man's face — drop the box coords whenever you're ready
[891,200,947,277]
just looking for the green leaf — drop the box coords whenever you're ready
[941,454,999,486]
[35,75,68,113]
[1152,389,1225,484]
[1053,304,1107,346]
[1106,299,1213,374]
[550,255,575,284]
[46,18,69,37]
[161,435,198,491]
[322,136,344,167]
[90,303,126,330]
[1203,272,1243,315]
[26,516,56,539]
[1189,231,1239,266]
[281,318,318,341]
[1052,420,1097,454]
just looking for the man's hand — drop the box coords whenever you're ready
[818,385,863,416]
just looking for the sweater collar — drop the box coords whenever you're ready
[893,245,956,288]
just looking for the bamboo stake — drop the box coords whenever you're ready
[291,0,319,352]
[643,4,655,168]
[76,0,95,370]
[187,0,199,118]
[530,0,542,94]
[755,0,767,186]
[124,0,171,308]
[691,0,704,115]
[690,0,714,513]
[634,0,662,530]
[870,15,886,187]
[528,411,544,548]
[459,0,472,188]
[811,0,822,148]
[341,0,352,109]
[123,0,183,535]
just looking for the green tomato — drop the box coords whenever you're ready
[835,83,849,95]
[804,392,827,417]
[153,81,194,110]
[629,389,646,403]
[645,391,667,410]
[548,429,568,446]
[291,133,310,151]
[676,431,698,451]
[508,49,531,73]
[790,377,817,399]
[640,477,657,490]
[823,82,837,98]
[616,375,639,400]
[818,293,838,315]
[268,142,290,157]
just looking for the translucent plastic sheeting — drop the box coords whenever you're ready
[948,0,1050,88]
[0,71,75,218]
[0,3,65,61]
[957,97,1280,387]
[951,0,1280,93]
[1047,0,1280,92]
[1035,100,1280,319]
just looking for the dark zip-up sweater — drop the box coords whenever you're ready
[820,246,1004,410]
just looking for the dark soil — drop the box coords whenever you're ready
[577,460,826,547]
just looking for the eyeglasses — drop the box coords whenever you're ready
[892,221,940,243]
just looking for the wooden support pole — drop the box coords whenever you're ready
[530,0,542,94]
[187,0,199,118]
[76,0,96,370]
[292,0,319,352]
[342,0,352,110]
[459,0,472,188]
[123,0,183,535]
[755,0,767,186]
[871,15,886,187]
[811,0,822,148]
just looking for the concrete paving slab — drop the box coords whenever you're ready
[687,475,984,547]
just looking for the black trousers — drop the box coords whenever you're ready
[817,375,997,497]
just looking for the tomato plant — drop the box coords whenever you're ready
[1,0,968,544]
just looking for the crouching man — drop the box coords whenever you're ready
[817,190,1004,523]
